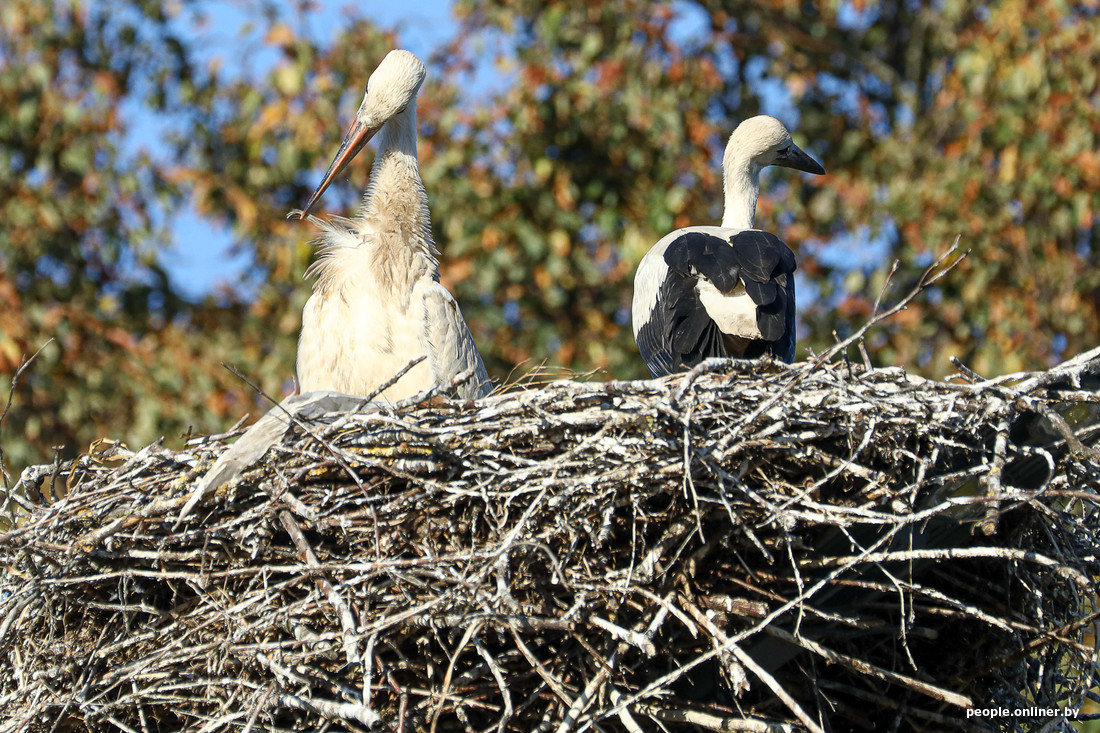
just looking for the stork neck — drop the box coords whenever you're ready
[366,107,424,215]
[721,159,760,230]
[375,105,419,166]
[362,105,437,260]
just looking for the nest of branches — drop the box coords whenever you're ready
[3,349,1100,732]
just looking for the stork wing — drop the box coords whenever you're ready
[420,284,492,399]
[635,261,730,377]
[637,229,796,376]
[727,230,796,353]
[178,391,373,524]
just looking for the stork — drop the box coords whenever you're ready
[292,49,490,401]
[632,115,825,377]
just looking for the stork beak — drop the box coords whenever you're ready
[775,144,825,176]
[298,117,381,219]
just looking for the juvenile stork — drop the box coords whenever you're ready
[632,115,825,377]
[293,49,490,400]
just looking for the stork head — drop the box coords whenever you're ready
[722,115,825,178]
[298,50,427,218]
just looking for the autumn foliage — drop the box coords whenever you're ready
[1,0,1098,469]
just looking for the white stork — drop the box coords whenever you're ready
[632,115,825,377]
[293,49,490,401]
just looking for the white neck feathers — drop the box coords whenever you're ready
[308,105,440,304]
[364,106,429,233]
[721,156,760,230]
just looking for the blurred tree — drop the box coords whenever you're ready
[2,0,1098,475]
[0,0,308,472]
[438,0,1100,378]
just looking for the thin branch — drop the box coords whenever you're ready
[815,237,967,366]
[0,339,53,490]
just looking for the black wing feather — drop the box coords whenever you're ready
[663,232,743,293]
[636,262,729,377]
[728,231,796,355]
[742,278,778,306]
[730,230,796,282]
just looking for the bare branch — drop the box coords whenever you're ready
[0,339,53,490]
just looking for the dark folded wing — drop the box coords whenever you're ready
[727,230,797,359]
[635,229,798,376]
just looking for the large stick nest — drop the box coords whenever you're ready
[3,355,1100,732]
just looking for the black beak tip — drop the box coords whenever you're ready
[779,146,826,176]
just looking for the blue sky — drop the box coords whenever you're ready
[127,0,454,300]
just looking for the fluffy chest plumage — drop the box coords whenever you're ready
[296,223,441,400]
[297,272,438,400]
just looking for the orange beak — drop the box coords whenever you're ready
[298,117,381,219]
